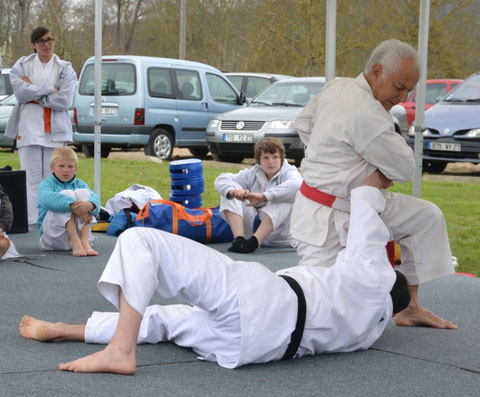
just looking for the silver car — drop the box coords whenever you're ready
[0,94,15,149]
[206,77,325,165]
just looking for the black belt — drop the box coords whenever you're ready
[279,275,307,360]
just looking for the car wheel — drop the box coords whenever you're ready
[82,144,111,158]
[145,128,173,160]
[423,160,447,174]
[188,146,209,158]
[211,152,244,163]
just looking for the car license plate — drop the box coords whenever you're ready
[223,133,253,142]
[427,142,461,152]
[101,106,117,115]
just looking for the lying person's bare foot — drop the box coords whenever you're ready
[394,303,458,329]
[81,240,98,256]
[71,240,87,257]
[19,315,66,341]
[59,345,136,374]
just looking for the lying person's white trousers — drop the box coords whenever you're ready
[85,187,395,369]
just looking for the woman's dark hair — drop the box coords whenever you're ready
[31,26,52,45]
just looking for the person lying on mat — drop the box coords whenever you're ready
[214,137,302,253]
[20,171,411,374]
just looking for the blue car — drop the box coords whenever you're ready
[406,72,480,173]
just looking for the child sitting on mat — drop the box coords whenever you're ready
[214,137,302,253]
[38,146,100,256]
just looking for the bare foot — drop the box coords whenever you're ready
[71,239,87,257]
[394,303,458,329]
[19,315,66,341]
[59,345,136,374]
[81,240,98,256]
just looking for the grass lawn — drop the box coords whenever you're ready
[1,149,478,276]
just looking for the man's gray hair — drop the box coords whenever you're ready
[365,39,420,77]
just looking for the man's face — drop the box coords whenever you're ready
[52,157,77,182]
[369,58,419,111]
[259,150,282,180]
[31,31,55,61]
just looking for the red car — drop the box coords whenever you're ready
[399,79,463,128]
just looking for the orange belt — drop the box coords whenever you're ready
[300,181,396,267]
[29,101,51,133]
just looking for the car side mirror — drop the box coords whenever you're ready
[238,92,246,105]
[435,96,444,103]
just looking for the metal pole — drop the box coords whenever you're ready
[413,0,430,198]
[179,0,187,60]
[94,0,102,197]
[325,0,337,82]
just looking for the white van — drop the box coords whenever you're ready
[0,68,13,101]
[73,56,246,159]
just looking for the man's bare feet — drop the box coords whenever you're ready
[394,303,458,329]
[71,239,87,257]
[81,240,98,256]
[19,315,66,341]
[59,345,136,375]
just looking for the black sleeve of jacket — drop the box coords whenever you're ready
[0,185,14,232]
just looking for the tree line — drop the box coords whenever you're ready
[1,0,478,80]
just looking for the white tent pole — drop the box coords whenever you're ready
[413,0,430,198]
[93,0,103,197]
[325,0,336,82]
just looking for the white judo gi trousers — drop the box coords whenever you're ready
[86,227,297,369]
[40,189,96,251]
[297,191,453,285]
[19,146,55,226]
[219,195,296,247]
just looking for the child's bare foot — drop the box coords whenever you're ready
[59,345,136,374]
[81,240,98,256]
[71,239,87,257]
[19,315,66,341]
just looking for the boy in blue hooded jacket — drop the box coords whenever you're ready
[38,147,100,256]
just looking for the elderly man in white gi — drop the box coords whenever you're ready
[6,26,77,227]
[20,171,412,374]
[291,39,456,330]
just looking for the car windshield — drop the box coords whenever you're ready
[444,75,480,102]
[79,62,136,96]
[250,81,324,107]
[0,94,16,106]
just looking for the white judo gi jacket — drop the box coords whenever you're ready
[85,187,395,369]
[291,74,453,283]
[215,160,302,246]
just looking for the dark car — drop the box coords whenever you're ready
[406,72,480,173]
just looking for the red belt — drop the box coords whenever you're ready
[29,101,51,133]
[300,181,396,267]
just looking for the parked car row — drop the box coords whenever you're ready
[1,56,478,175]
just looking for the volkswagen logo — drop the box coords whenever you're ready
[443,128,450,135]
[236,121,245,130]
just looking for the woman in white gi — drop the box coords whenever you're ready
[215,137,303,253]
[5,26,77,227]
[20,171,411,375]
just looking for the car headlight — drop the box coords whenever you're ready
[208,119,220,129]
[270,120,293,129]
[408,125,429,137]
[466,128,480,138]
